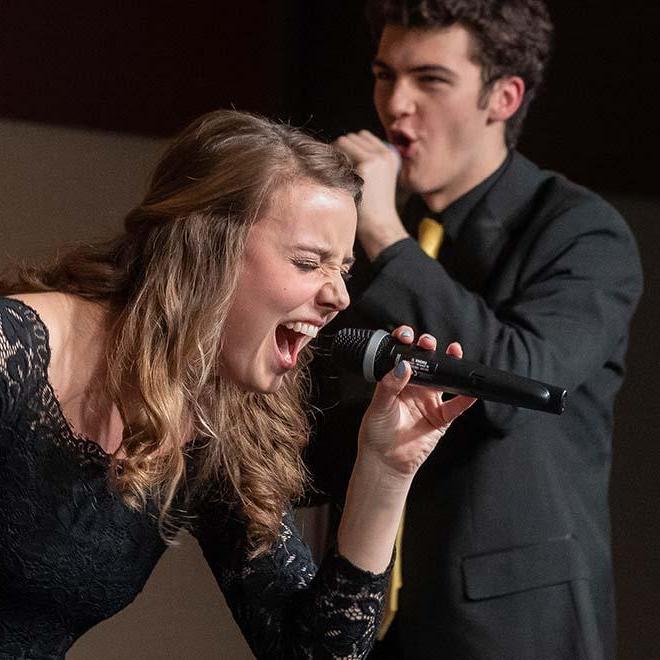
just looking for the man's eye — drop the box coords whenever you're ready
[373,71,393,82]
[341,270,353,282]
[419,76,447,85]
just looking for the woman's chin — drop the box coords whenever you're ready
[258,375,285,394]
[221,357,287,394]
[236,372,285,394]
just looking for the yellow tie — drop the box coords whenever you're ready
[418,216,444,258]
[377,217,444,641]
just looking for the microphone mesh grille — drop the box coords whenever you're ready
[330,328,375,372]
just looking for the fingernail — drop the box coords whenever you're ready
[394,361,408,378]
[400,329,412,338]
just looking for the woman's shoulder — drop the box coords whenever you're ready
[1,292,73,360]
[0,294,58,408]
[3,292,109,377]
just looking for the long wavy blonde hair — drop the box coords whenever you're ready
[2,110,362,553]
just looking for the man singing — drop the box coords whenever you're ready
[309,1,643,658]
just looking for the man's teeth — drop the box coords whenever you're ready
[284,322,319,338]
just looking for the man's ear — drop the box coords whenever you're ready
[487,76,525,122]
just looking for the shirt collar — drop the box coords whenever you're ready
[406,151,513,242]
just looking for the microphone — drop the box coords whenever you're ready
[384,141,402,174]
[330,328,567,415]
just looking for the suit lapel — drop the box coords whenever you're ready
[450,204,506,292]
[450,152,545,293]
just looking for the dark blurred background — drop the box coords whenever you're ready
[2,0,658,196]
[1,1,657,658]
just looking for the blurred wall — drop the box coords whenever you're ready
[605,195,659,660]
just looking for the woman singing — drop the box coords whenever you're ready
[0,109,473,659]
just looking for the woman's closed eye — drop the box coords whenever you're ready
[292,258,352,281]
[292,258,319,272]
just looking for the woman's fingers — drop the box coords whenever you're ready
[440,394,477,424]
[378,330,473,419]
[445,341,463,358]
[391,325,415,344]
[417,333,437,352]
[370,357,411,410]
[391,326,438,350]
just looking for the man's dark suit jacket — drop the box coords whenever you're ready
[308,152,643,660]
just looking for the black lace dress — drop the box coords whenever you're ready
[0,298,388,660]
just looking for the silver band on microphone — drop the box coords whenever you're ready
[363,329,389,382]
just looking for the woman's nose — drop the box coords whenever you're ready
[317,275,350,312]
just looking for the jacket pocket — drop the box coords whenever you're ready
[462,534,589,601]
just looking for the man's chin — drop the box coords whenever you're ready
[400,168,449,202]
[399,163,427,195]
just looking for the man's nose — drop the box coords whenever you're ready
[386,80,415,117]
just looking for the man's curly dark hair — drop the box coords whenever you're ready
[366,0,553,147]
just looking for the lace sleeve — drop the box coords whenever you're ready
[0,299,45,425]
[192,504,390,659]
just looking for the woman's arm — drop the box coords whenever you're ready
[337,326,475,572]
[193,327,472,657]
[193,503,391,659]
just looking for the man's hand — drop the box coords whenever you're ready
[335,130,409,260]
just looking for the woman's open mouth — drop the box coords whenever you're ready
[275,322,319,369]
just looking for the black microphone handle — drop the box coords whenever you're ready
[343,329,566,415]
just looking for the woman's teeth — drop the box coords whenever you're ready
[284,321,319,338]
